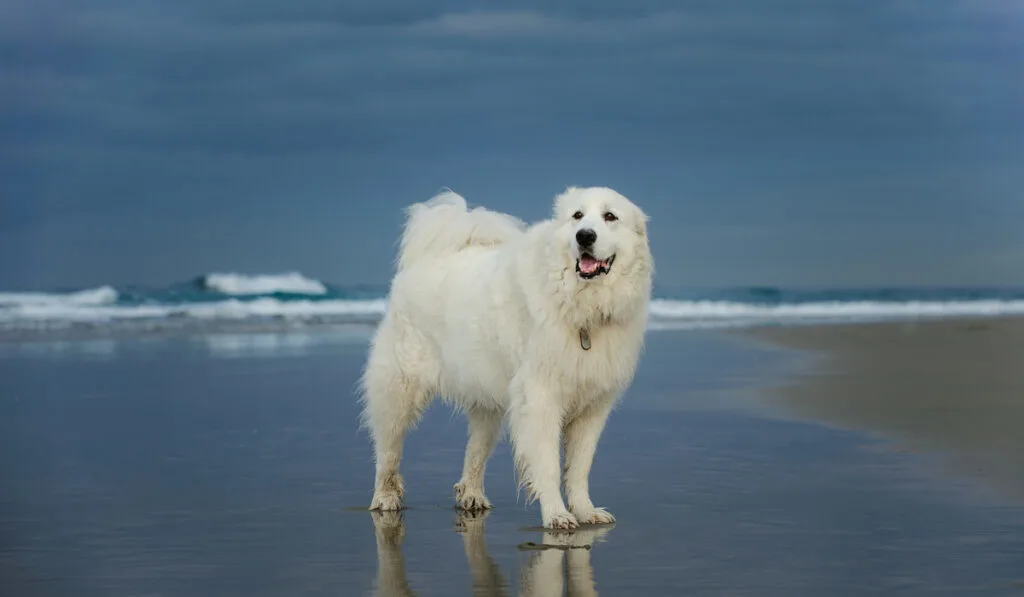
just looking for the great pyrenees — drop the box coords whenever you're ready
[361,186,653,529]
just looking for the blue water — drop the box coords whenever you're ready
[2,329,1023,595]
[2,272,1024,337]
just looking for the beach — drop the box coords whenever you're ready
[6,0,1023,592]
[745,317,1024,504]
[2,324,1023,595]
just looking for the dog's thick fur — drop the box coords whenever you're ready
[361,186,653,529]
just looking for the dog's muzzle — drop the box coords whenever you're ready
[576,253,615,279]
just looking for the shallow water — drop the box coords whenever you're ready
[2,330,1023,595]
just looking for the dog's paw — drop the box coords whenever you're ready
[543,510,579,530]
[370,472,405,511]
[453,482,492,512]
[574,507,616,525]
[369,490,404,511]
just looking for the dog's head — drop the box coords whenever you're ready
[552,186,651,283]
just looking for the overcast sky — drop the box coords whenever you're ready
[2,0,1022,290]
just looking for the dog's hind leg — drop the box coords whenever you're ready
[454,408,502,511]
[361,319,436,511]
[363,370,433,511]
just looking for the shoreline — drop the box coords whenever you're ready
[739,316,1024,504]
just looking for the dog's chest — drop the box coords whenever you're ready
[560,325,642,396]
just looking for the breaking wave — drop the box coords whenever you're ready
[1,298,387,325]
[1,278,1022,337]
[0,286,119,307]
[200,272,328,296]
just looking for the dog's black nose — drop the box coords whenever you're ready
[575,228,597,247]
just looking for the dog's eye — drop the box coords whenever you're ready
[572,211,583,220]
[603,212,618,222]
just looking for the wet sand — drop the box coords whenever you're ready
[745,317,1024,503]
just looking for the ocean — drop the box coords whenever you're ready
[3,272,1024,339]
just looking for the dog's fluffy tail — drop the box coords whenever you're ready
[397,190,526,272]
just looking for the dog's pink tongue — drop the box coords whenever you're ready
[579,255,600,274]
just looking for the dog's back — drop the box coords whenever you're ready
[396,190,526,273]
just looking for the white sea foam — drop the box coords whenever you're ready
[648,299,1024,322]
[182,298,386,319]
[0,286,119,307]
[2,296,1024,332]
[202,331,371,358]
[202,272,328,295]
[0,298,388,325]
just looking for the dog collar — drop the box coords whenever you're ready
[579,328,591,350]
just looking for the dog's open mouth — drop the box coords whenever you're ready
[576,253,615,279]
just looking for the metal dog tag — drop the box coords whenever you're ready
[579,328,591,351]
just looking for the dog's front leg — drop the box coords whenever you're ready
[508,376,578,530]
[563,399,616,524]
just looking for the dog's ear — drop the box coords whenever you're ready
[633,208,649,238]
[553,186,580,219]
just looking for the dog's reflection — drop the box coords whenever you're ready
[369,510,611,597]
[517,523,609,597]
[370,511,417,597]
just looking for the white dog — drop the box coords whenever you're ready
[360,186,653,529]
